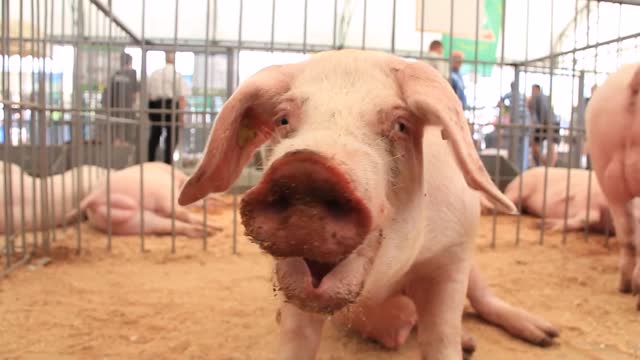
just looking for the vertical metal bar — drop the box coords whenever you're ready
[139,0,147,252]
[361,0,367,50]
[37,0,52,253]
[390,0,397,53]
[30,0,39,254]
[202,0,212,251]
[332,0,338,49]
[105,0,114,250]
[73,0,84,253]
[561,0,581,246]
[537,0,555,246]
[490,0,507,248]
[170,0,180,253]
[232,194,237,254]
[270,0,276,52]
[302,0,308,53]
[47,0,57,244]
[19,0,27,255]
[515,0,532,246]
[236,0,243,88]
[419,0,425,58]
[60,0,67,233]
[2,0,13,268]
[448,0,454,79]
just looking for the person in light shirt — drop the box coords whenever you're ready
[147,51,191,164]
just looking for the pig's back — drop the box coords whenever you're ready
[587,63,640,203]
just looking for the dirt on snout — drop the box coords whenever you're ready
[2,196,640,360]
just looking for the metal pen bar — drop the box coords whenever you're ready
[390,0,397,53]
[302,0,308,53]
[2,0,13,268]
[38,0,52,253]
[491,0,508,248]
[29,0,38,254]
[47,0,57,245]
[139,0,147,252]
[515,0,532,246]
[202,0,212,251]
[87,0,142,44]
[270,0,276,52]
[361,0,367,50]
[537,0,555,247]
[170,0,180,253]
[419,0,425,58]
[332,0,338,48]
[106,0,113,251]
[562,0,582,246]
[18,0,27,256]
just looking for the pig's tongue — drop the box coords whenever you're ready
[274,233,382,314]
[304,258,337,288]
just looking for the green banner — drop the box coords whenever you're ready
[442,0,502,77]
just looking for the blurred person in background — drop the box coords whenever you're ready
[102,53,140,155]
[147,51,191,165]
[527,84,559,167]
[426,40,448,79]
[449,50,467,109]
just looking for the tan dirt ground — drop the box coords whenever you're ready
[2,196,640,360]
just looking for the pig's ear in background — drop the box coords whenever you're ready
[178,65,296,206]
[395,60,518,215]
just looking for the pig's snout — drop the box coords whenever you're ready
[240,150,372,263]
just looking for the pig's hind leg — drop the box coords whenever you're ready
[141,210,217,238]
[467,263,559,347]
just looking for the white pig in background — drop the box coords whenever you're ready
[178,50,558,358]
[501,166,613,234]
[0,161,105,233]
[586,62,640,308]
[68,162,221,238]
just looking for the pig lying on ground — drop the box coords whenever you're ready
[178,50,558,358]
[0,161,105,233]
[586,63,640,308]
[68,162,221,238]
[498,166,614,234]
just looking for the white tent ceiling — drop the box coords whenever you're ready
[5,0,640,63]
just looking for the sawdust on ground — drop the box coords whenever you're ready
[2,196,640,360]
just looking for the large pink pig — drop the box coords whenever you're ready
[1,161,105,233]
[500,166,613,234]
[70,162,221,237]
[178,50,558,358]
[586,63,640,308]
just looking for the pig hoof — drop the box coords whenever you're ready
[461,332,476,355]
[377,324,414,350]
[619,278,632,294]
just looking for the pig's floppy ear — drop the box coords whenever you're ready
[396,60,517,214]
[178,65,296,206]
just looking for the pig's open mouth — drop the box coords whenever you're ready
[304,258,337,288]
[274,231,382,314]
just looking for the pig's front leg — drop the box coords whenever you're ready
[407,253,471,360]
[629,198,640,308]
[276,301,326,360]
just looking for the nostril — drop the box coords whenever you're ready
[270,193,291,213]
[324,198,350,218]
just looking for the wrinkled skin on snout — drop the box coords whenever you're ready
[69,162,221,238]
[498,166,614,234]
[586,62,640,309]
[179,50,558,359]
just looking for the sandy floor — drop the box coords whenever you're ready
[2,197,640,360]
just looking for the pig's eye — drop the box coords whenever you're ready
[279,117,289,126]
[393,120,408,134]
